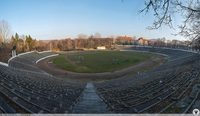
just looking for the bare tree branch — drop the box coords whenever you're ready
[0,20,11,44]
[141,0,200,48]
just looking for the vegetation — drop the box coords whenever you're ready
[141,0,200,48]
[0,20,11,44]
[50,37,113,51]
[53,51,154,73]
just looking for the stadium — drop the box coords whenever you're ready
[1,0,200,115]
[0,45,200,113]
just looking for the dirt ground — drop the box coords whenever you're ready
[37,54,166,82]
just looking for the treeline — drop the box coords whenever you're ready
[0,30,54,62]
[1,33,114,54]
[9,33,54,52]
[50,37,113,51]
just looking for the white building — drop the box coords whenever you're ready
[97,46,106,50]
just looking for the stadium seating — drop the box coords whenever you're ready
[0,57,85,113]
[0,47,200,113]
[8,51,56,72]
[95,47,200,113]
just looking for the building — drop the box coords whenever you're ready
[138,37,149,46]
[97,46,106,50]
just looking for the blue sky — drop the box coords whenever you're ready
[1,0,184,40]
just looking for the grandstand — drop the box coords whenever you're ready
[95,47,200,113]
[8,51,58,73]
[0,47,200,113]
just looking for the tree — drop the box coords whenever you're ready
[11,33,19,45]
[11,35,15,44]
[78,33,88,39]
[0,20,11,44]
[20,35,27,52]
[26,35,34,51]
[93,32,101,38]
[141,0,200,44]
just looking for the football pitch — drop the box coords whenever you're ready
[53,51,154,73]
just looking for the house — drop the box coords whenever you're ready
[138,37,149,46]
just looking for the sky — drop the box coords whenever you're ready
[0,0,185,40]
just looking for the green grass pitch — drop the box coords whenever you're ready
[53,51,154,73]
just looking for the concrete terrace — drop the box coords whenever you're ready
[72,82,109,113]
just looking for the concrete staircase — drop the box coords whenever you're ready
[72,82,109,113]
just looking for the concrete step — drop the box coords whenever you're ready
[72,82,110,113]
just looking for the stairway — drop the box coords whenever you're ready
[72,82,109,113]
